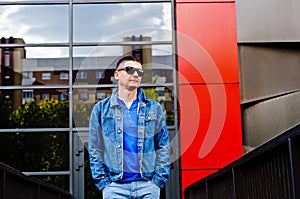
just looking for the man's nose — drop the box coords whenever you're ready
[132,71,139,77]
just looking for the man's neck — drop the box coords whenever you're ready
[118,89,138,103]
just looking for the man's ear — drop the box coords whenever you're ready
[114,71,120,80]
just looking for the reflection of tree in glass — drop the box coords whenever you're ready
[142,87,159,102]
[73,103,94,127]
[0,96,13,128]
[0,98,69,190]
[142,87,174,126]
[10,98,69,128]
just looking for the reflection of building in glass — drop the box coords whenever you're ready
[123,35,153,83]
[123,35,152,64]
[0,36,174,127]
[1,36,174,118]
[0,37,25,109]
[22,55,173,104]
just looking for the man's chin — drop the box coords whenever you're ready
[128,85,139,91]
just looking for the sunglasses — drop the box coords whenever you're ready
[117,66,144,77]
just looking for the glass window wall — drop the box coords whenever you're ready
[0,5,68,44]
[0,0,175,197]
[73,3,172,43]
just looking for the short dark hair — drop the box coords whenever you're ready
[116,56,140,69]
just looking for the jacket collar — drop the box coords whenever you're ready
[110,88,150,108]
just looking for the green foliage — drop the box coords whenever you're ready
[142,87,175,125]
[10,98,69,128]
[1,93,174,193]
[73,103,94,127]
[0,98,69,190]
[0,96,13,128]
[142,87,159,101]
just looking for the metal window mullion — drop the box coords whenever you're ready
[72,83,174,89]
[68,0,74,195]
[74,126,176,133]
[0,1,69,6]
[171,0,179,134]
[72,41,172,47]
[0,41,172,48]
[0,128,70,133]
[0,85,69,90]
[167,1,181,199]
[0,43,69,48]
[73,0,171,5]
[23,171,71,176]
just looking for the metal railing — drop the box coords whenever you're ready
[0,162,71,199]
[184,124,300,199]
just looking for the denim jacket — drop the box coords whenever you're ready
[88,88,170,191]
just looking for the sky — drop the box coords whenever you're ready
[0,3,172,58]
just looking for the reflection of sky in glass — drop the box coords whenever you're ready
[73,45,172,58]
[0,3,171,57]
[24,47,69,58]
[0,5,68,43]
[73,3,171,42]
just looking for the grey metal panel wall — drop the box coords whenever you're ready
[239,45,300,103]
[243,91,300,147]
[236,0,300,42]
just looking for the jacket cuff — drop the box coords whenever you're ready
[152,174,168,189]
[96,177,111,191]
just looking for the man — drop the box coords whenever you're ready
[88,56,170,198]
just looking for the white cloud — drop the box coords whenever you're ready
[0,6,30,38]
[26,47,68,58]
[0,3,172,57]
[1,5,68,44]
[162,4,172,30]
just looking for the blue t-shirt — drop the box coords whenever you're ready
[117,98,144,183]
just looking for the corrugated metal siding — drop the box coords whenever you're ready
[239,45,300,104]
[185,185,206,199]
[243,91,300,147]
[236,0,300,42]
[239,45,300,148]
[208,172,234,199]
[184,126,300,198]
[235,144,292,199]
[291,135,300,199]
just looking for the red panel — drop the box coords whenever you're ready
[176,3,239,84]
[176,1,242,197]
[179,84,243,169]
[181,170,217,193]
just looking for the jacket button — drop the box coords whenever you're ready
[117,145,121,148]
[117,129,122,134]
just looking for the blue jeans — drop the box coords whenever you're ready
[102,181,160,199]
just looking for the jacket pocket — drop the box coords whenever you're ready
[101,115,115,135]
[144,112,158,137]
